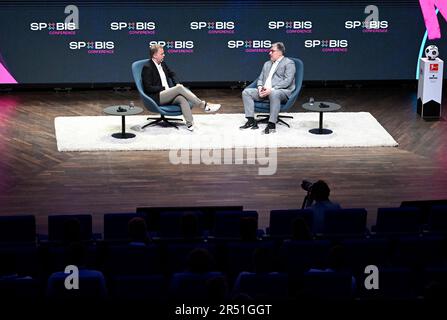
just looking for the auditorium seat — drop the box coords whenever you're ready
[267,209,313,238]
[157,210,204,239]
[44,244,98,275]
[104,213,142,241]
[401,199,447,224]
[0,216,38,277]
[358,267,417,300]
[322,208,368,238]
[46,269,107,300]
[427,205,447,234]
[0,278,41,301]
[0,248,39,279]
[393,235,445,268]
[280,240,331,274]
[233,273,288,301]
[299,271,354,300]
[164,243,217,274]
[112,275,167,301]
[136,205,243,232]
[47,214,94,242]
[423,267,447,299]
[0,215,36,244]
[340,238,391,275]
[225,241,276,277]
[104,244,162,276]
[169,271,224,302]
[372,207,422,235]
[211,210,258,239]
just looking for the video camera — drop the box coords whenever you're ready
[301,180,314,209]
[301,180,313,192]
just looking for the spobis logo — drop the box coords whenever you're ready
[110,22,156,30]
[304,40,349,53]
[30,22,76,31]
[69,41,115,54]
[268,21,312,34]
[190,21,235,34]
[304,40,348,48]
[110,22,156,35]
[149,41,194,54]
[345,5,389,33]
[149,41,193,49]
[190,21,235,30]
[30,5,79,35]
[228,40,271,52]
[345,21,388,29]
[69,41,114,50]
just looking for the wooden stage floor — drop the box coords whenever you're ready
[0,86,446,233]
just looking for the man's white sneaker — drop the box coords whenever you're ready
[204,102,221,113]
[186,124,195,131]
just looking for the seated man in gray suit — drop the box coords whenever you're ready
[240,42,296,134]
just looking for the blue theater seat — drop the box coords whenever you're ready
[104,244,162,276]
[0,215,36,243]
[322,208,368,238]
[104,213,142,241]
[267,209,313,238]
[234,273,288,301]
[112,275,167,301]
[212,210,258,239]
[48,214,93,242]
[373,207,422,235]
[280,240,331,274]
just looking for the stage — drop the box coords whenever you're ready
[0,86,446,234]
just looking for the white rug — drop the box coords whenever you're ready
[54,112,398,152]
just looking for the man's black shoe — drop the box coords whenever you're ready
[240,118,258,129]
[264,122,276,134]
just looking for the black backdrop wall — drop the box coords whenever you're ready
[0,0,445,84]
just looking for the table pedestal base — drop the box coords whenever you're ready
[309,128,333,135]
[112,132,135,139]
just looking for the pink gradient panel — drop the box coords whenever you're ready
[0,62,17,84]
[419,0,447,40]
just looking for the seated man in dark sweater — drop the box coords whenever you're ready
[142,44,221,131]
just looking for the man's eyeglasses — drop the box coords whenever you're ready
[269,49,279,53]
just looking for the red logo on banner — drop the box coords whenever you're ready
[430,64,439,72]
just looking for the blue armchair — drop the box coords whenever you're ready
[246,57,303,127]
[132,59,189,129]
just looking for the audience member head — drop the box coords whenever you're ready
[128,217,149,244]
[181,212,199,239]
[292,217,313,240]
[187,248,214,273]
[311,180,331,202]
[240,217,258,241]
